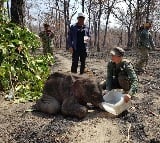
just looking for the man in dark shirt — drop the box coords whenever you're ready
[68,13,90,74]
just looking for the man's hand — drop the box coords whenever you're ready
[123,94,131,103]
[69,48,73,54]
[84,36,90,43]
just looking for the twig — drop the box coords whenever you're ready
[148,110,159,117]
[127,123,132,141]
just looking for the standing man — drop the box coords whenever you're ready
[39,23,54,55]
[135,21,155,73]
[68,13,90,74]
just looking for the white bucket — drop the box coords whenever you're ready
[100,90,131,115]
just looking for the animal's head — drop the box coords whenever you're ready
[72,78,103,107]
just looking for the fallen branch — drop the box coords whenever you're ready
[148,110,159,117]
[127,123,132,141]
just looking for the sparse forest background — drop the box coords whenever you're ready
[1,0,160,51]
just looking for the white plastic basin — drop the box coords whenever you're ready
[100,90,131,115]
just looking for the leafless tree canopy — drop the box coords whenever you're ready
[3,0,160,50]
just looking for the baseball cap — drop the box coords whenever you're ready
[110,47,125,57]
[77,13,85,18]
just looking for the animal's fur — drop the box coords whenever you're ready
[33,72,103,118]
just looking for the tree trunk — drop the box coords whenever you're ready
[102,14,109,50]
[134,0,141,48]
[117,29,123,46]
[64,0,70,50]
[82,0,85,13]
[93,14,97,50]
[11,0,25,26]
[146,0,151,21]
[97,1,102,52]
[59,12,62,49]
[0,1,4,14]
[88,0,92,48]
[102,0,116,50]
[127,26,132,48]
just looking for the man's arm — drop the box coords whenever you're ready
[106,61,113,91]
[67,25,73,48]
[86,26,91,37]
[149,33,155,50]
[125,62,139,96]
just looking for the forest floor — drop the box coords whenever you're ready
[0,48,159,143]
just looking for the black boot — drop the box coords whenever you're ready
[71,66,77,73]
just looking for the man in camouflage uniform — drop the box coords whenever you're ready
[135,22,155,73]
[101,47,138,102]
[39,23,54,55]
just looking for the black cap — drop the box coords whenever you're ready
[110,47,125,57]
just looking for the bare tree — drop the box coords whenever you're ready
[12,0,159,51]
[102,0,117,49]
[112,0,157,48]
[93,0,102,51]
[87,0,104,51]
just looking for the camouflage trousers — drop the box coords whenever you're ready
[100,75,130,93]
[135,48,149,71]
[42,42,54,55]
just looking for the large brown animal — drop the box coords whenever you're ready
[34,72,103,118]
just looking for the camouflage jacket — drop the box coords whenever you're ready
[138,29,155,49]
[39,30,54,48]
[106,59,138,95]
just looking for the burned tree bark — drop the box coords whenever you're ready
[11,0,25,26]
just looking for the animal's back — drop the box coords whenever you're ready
[43,72,89,103]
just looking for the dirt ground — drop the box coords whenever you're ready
[0,49,159,143]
